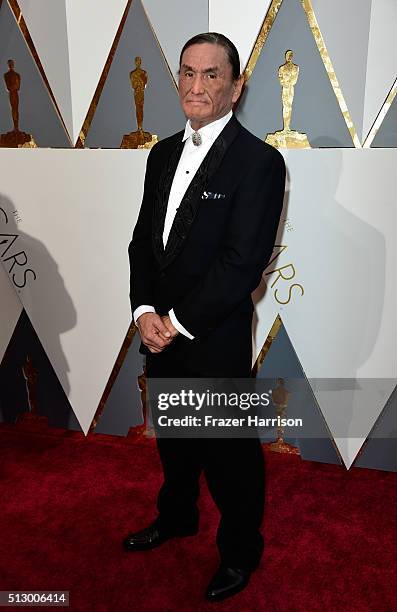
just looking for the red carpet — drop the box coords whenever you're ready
[0,421,396,611]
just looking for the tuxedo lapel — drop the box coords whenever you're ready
[152,133,184,265]
[157,115,241,271]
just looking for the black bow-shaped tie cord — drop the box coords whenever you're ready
[192,132,202,146]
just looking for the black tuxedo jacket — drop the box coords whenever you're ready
[128,115,286,377]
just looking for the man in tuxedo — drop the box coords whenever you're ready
[125,33,286,602]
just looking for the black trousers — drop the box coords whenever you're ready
[146,342,265,572]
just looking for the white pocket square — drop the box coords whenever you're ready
[201,191,226,200]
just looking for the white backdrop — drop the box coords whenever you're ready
[1,148,396,468]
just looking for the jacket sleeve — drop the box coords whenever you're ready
[128,148,157,314]
[172,149,286,338]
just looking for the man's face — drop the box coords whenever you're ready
[178,42,243,130]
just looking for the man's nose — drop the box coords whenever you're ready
[190,73,205,95]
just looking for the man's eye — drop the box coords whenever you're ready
[185,72,193,78]
[206,74,217,79]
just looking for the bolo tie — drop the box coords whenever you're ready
[192,132,202,146]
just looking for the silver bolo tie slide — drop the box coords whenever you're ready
[192,132,202,146]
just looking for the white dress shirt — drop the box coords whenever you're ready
[133,110,233,339]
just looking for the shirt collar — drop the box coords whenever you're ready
[182,110,233,144]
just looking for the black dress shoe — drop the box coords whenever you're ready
[123,521,197,551]
[205,565,251,602]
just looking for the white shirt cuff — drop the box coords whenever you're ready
[133,305,155,324]
[169,308,194,340]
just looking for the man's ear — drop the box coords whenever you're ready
[232,74,244,104]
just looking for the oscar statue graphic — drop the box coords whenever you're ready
[17,355,47,426]
[265,378,299,454]
[265,50,310,149]
[0,59,37,148]
[132,366,155,438]
[121,56,157,149]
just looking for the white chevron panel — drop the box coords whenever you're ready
[363,0,397,141]
[254,149,397,467]
[142,0,208,78]
[0,148,147,434]
[281,149,397,467]
[311,0,372,143]
[209,0,272,71]
[65,0,128,144]
[17,0,73,140]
